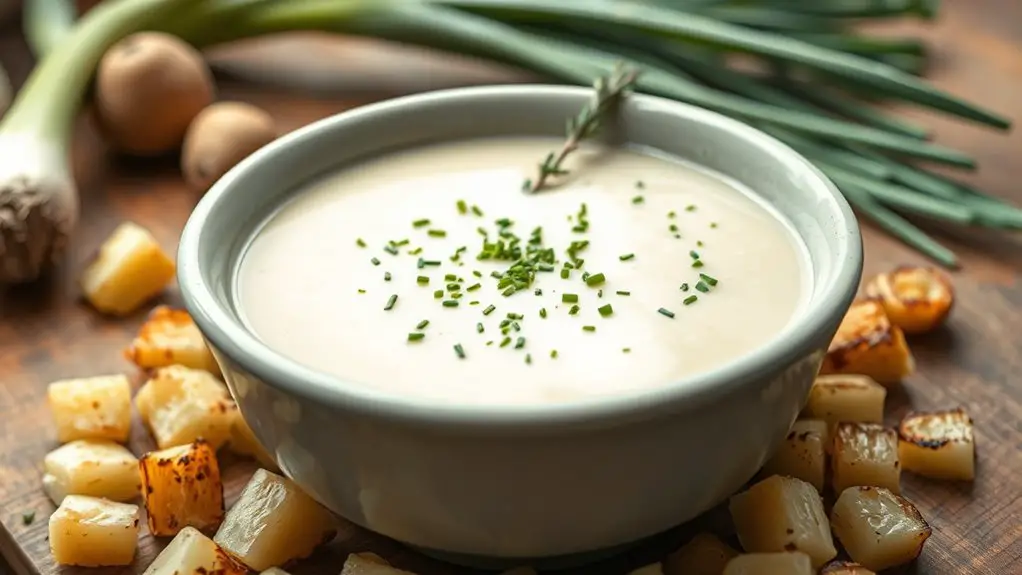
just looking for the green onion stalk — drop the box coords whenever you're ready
[10,0,1017,280]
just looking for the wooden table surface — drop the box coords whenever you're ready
[1,2,1021,574]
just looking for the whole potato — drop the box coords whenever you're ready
[181,102,278,193]
[95,32,215,156]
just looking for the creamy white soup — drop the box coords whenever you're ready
[237,137,809,405]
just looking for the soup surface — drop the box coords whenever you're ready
[237,137,809,405]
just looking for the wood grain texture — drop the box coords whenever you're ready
[1,1,1021,574]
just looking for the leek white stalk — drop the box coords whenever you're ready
[0,0,204,284]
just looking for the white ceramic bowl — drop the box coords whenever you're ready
[178,85,862,568]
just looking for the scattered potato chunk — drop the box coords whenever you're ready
[143,526,247,575]
[821,560,877,574]
[803,375,886,432]
[831,486,931,571]
[761,420,827,492]
[665,532,738,575]
[832,423,901,495]
[80,221,176,316]
[124,306,220,374]
[819,299,915,384]
[49,495,140,566]
[136,364,236,449]
[864,266,953,335]
[140,440,224,536]
[898,408,976,481]
[729,475,836,568]
[214,468,336,570]
[340,552,417,575]
[723,552,813,575]
[47,374,132,443]
[43,439,140,505]
[628,564,664,575]
[228,410,279,471]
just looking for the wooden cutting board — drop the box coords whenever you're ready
[2,4,1022,574]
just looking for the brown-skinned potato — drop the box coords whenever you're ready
[181,102,278,193]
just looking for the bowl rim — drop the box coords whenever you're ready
[178,84,862,430]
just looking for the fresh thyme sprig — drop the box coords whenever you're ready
[523,64,641,193]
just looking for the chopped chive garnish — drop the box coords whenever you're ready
[692,260,705,268]
[442,300,459,308]
[417,276,430,284]
[470,301,480,305]
[562,293,579,303]
[686,204,696,212]
[472,270,483,278]
[408,333,425,342]
[456,199,468,214]
[433,290,443,299]
[622,347,631,353]
[539,308,548,318]
[500,336,512,348]
[569,304,580,315]
[384,294,398,311]
[421,258,441,267]
[635,180,645,189]
[476,322,484,333]
[689,250,700,259]
[525,353,532,365]
[383,245,399,256]
[507,312,524,320]
[416,320,430,329]
[710,222,718,228]
[384,272,392,281]
[483,305,496,316]
[534,288,543,296]
[357,289,366,294]
[700,273,718,286]
[619,253,635,261]
[658,308,675,318]
[680,283,690,292]
[356,238,366,248]
[616,290,631,296]
[668,224,678,232]
[560,268,570,279]
[598,289,603,298]
[428,229,447,238]
[515,337,526,349]
[444,273,456,281]
[632,195,644,204]
[695,282,710,293]
[454,344,466,359]
[684,295,698,305]
[697,240,704,247]
[413,218,431,228]
[550,349,558,359]
[467,283,481,292]
[471,205,484,217]
[667,211,676,218]
[447,283,461,291]
[582,325,596,332]
[409,247,423,255]
[585,273,606,287]
[598,304,613,317]
[371,257,381,266]
[502,286,516,297]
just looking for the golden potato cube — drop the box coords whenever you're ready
[140,440,224,536]
[729,475,835,568]
[136,365,236,449]
[214,468,336,570]
[340,552,417,574]
[761,420,827,493]
[665,532,738,575]
[803,375,886,431]
[124,306,220,374]
[43,439,140,505]
[723,552,813,575]
[863,266,953,335]
[898,408,975,481]
[228,410,279,471]
[831,486,931,571]
[47,374,132,443]
[832,423,900,495]
[819,299,915,384]
[143,526,248,575]
[49,495,140,566]
[80,221,176,316]
[821,560,876,574]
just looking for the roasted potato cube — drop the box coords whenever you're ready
[898,408,975,481]
[665,532,738,575]
[864,266,953,335]
[80,221,176,316]
[821,560,876,574]
[832,423,900,494]
[143,526,247,575]
[340,552,417,574]
[43,439,140,505]
[830,486,931,571]
[49,495,140,566]
[628,565,664,575]
[124,306,220,374]
[819,299,914,384]
[729,475,836,568]
[803,375,886,431]
[136,365,236,449]
[761,420,827,492]
[214,468,336,570]
[723,552,813,575]
[228,410,279,471]
[140,440,224,536]
[47,375,132,443]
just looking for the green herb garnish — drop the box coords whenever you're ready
[454,344,466,359]
[428,229,447,238]
[433,290,444,299]
[658,308,675,318]
[408,332,425,342]
[356,238,366,248]
[442,300,459,307]
[582,325,596,332]
[684,295,698,305]
[457,199,468,214]
[700,273,719,286]
[413,218,431,228]
[598,304,613,317]
[384,294,398,311]
[616,290,631,296]
[585,272,606,287]
[371,257,381,266]
[619,253,635,261]
[384,272,392,281]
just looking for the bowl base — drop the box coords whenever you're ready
[409,539,641,571]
